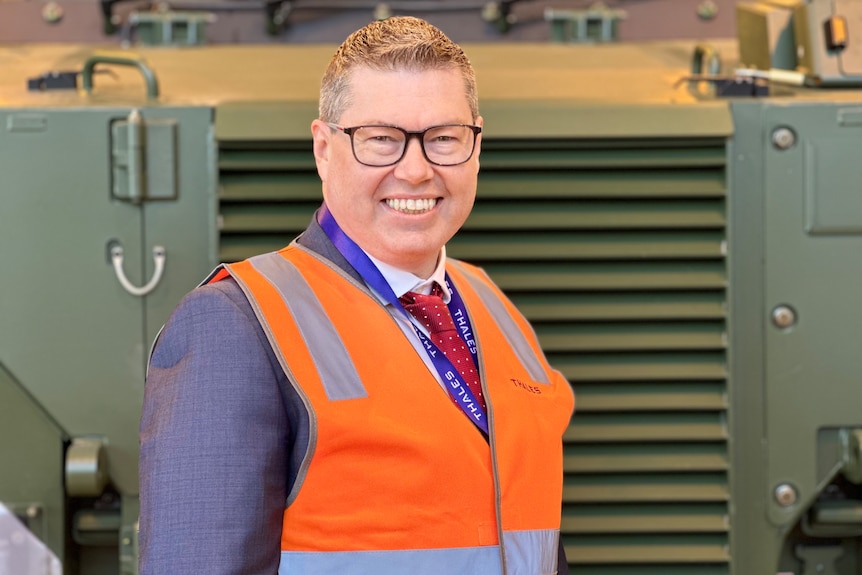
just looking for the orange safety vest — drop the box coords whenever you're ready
[210,243,575,575]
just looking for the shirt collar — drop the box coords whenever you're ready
[365,246,451,304]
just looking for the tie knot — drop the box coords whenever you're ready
[400,285,454,335]
[399,282,443,304]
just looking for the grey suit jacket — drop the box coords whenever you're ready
[139,213,569,575]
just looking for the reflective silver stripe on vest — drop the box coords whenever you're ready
[502,529,560,575]
[451,261,550,385]
[248,253,367,401]
[279,545,503,575]
[200,264,227,286]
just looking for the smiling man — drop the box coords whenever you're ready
[139,16,575,575]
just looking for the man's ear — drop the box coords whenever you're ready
[474,115,484,159]
[310,119,331,182]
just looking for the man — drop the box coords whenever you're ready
[139,16,575,575]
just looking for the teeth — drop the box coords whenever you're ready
[386,198,437,214]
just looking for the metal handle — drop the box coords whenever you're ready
[110,243,166,297]
[81,52,160,99]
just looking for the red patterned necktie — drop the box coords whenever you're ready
[399,284,487,413]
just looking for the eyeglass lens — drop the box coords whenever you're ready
[351,125,476,166]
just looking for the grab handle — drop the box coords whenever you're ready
[110,243,166,297]
[81,52,160,99]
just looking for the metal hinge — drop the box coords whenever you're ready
[111,108,178,204]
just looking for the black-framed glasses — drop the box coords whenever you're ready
[328,122,482,167]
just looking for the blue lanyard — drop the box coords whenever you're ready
[318,204,488,434]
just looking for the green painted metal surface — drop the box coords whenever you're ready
[728,99,862,575]
[0,105,214,491]
[0,102,215,573]
[0,364,67,563]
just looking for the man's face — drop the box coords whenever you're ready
[311,66,482,278]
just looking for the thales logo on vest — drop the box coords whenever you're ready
[510,378,542,395]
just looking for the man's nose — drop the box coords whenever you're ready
[394,136,434,181]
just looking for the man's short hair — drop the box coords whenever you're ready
[319,16,479,123]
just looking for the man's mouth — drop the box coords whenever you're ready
[385,198,438,215]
